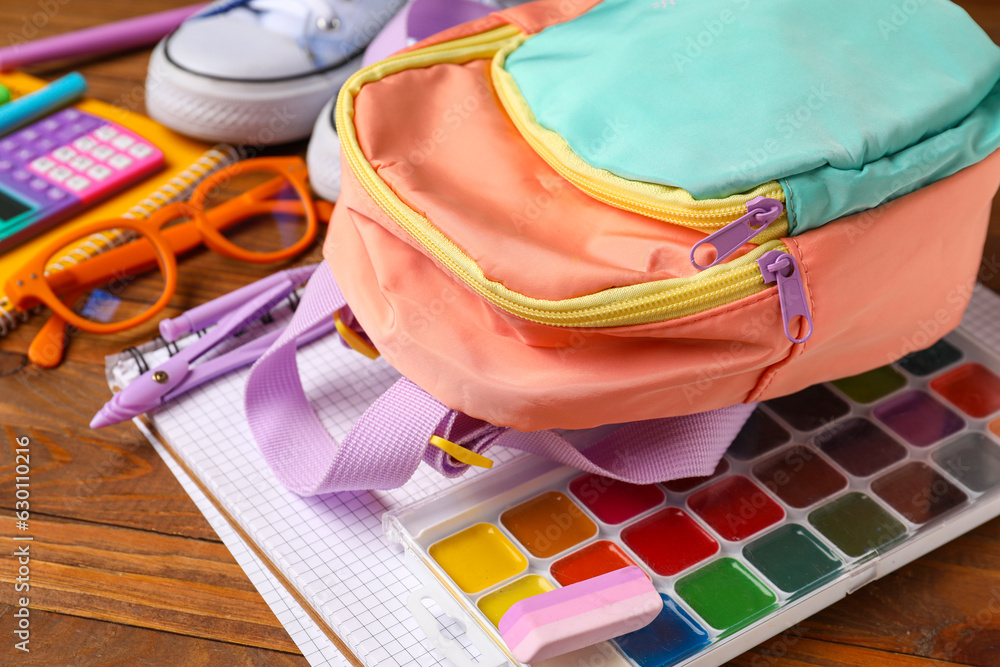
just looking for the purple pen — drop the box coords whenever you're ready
[0,4,209,71]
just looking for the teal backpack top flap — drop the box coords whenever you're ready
[503,0,1000,232]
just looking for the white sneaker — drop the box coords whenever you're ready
[146,0,405,145]
[307,97,343,201]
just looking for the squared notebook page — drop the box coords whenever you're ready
[133,417,345,667]
[106,294,522,667]
[961,283,1000,351]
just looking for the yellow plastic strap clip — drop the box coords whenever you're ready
[333,311,380,360]
[429,435,494,469]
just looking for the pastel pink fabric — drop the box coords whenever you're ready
[754,150,1000,400]
[244,259,757,493]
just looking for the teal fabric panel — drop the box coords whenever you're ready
[505,0,1000,228]
[785,78,1000,232]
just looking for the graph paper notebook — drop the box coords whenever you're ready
[105,284,524,667]
[106,283,1000,667]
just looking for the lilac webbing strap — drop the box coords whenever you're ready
[496,405,756,485]
[245,264,453,494]
[245,264,756,495]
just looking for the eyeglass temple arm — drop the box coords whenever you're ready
[44,238,163,296]
[227,173,333,220]
[314,199,334,220]
[42,184,329,302]
[27,290,83,368]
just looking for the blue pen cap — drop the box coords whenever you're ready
[0,71,87,137]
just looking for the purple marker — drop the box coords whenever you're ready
[0,4,208,72]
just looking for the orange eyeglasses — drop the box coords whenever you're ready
[4,156,333,338]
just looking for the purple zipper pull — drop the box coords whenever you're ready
[757,250,813,344]
[690,196,784,270]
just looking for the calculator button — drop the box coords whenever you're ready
[69,155,94,171]
[12,169,30,182]
[49,166,72,183]
[52,147,76,163]
[0,139,17,152]
[127,143,154,159]
[62,109,80,121]
[0,160,11,171]
[21,129,39,141]
[30,157,55,173]
[36,139,55,151]
[87,164,112,181]
[111,134,135,150]
[73,137,98,152]
[47,188,66,201]
[65,175,91,192]
[91,145,114,161]
[108,153,133,170]
[94,126,117,141]
[42,119,60,131]
[15,148,36,161]
[29,178,48,191]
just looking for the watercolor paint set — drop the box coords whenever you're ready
[384,329,1000,667]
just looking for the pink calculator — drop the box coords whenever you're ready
[0,107,164,253]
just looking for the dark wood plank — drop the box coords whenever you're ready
[0,6,313,658]
[0,423,217,538]
[0,515,299,653]
[0,605,308,666]
[729,633,964,667]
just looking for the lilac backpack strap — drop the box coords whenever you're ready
[245,264,756,495]
[496,408,755,484]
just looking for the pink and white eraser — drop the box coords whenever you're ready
[497,566,660,664]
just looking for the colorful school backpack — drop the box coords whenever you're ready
[245,0,1000,495]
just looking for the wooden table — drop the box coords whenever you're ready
[1,1,999,665]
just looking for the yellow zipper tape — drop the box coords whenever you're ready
[335,25,787,328]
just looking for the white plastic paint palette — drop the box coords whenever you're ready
[385,331,1000,666]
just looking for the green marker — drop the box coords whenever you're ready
[0,84,9,106]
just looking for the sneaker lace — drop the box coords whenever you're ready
[201,0,348,64]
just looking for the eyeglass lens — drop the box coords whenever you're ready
[200,168,311,256]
